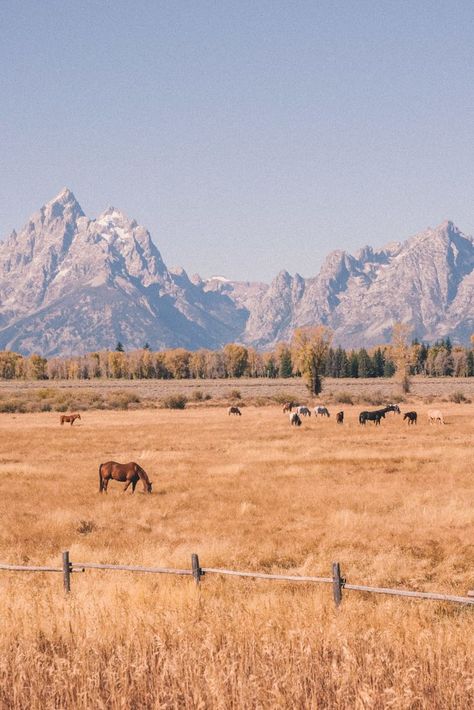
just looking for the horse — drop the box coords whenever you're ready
[336,411,344,424]
[403,411,417,425]
[314,406,330,417]
[359,404,399,425]
[282,402,293,413]
[296,406,311,417]
[289,412,302,427]
[99,461,153,494]
[428,409,444,424]
[228,406,242,416]
[359,411,381,425]
[60,413,81,426]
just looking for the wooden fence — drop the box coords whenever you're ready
[0,552,473,607]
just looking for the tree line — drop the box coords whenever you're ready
[0,334,472,381]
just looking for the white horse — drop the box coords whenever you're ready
[289,412,302,426]
[296,406,311,417]
[314,406,330,417]
[428,409,444,424]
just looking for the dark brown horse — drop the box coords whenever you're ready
[99,461,153,494]
[60,413,81,426]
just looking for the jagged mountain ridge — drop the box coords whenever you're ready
[0,189,473,355]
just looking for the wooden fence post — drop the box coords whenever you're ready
[62,551,71,593]
[332,562,343,606]
[191,553,202,585]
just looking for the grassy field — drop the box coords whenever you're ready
[0,390,473,708]
[1,375,474,412]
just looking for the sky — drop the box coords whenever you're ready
[1,1,473,281]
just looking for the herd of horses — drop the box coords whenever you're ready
[58,402,446,494]
[282,402,445,427]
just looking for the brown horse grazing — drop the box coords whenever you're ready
[336,411,344,424]
[99,461,153,494]
[228,406,242,416]
[60,413,81,426]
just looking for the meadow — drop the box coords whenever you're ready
[0,380,473,708]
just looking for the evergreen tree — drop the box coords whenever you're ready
[276,344,293,378]
[349,352,359,378]
[357,348,373,377]
[115,341,125,352]
[372,348,385,377]
[325,348,336,377]
[334,346,349,377]
[467,351,474,377]
[383,358,396,377]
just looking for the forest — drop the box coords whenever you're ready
[0,337,472,381]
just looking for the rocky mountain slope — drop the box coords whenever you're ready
[0,189,473,355]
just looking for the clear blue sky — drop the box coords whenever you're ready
[1,1,473,281]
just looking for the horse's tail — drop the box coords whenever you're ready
[60,416,64,425]
[98,463,103,493]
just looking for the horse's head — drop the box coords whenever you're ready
[77,413,82,419]
[147,481,153,493]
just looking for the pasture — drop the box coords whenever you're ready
[0,399,473,708]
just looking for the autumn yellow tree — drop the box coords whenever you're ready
[291,326,332,395]
[223,344,248,378]
[390,322,417,393]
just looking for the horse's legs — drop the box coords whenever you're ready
[123,480,132,493]
[132,479,138,493]
[102,479,109,493]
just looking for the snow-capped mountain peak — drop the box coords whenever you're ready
[0,190,473,355]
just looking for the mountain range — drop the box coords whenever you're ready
[0,188,473,356]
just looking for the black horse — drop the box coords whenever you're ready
[403,411,417,425]
[359,404,399,425]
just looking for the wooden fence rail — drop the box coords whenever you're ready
[0,552,473,608]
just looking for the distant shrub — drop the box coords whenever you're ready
[229,389,241,400]
[191,390,212,402]
[0,400,19,413]
[77,520,96,535]
[162,394,187,410]
[450,390,470,403]
[359,389,385,406]
[390,394,405,403]
[36,388,55,400]
[272,392,300,405]
[334,391,353,405]
[107,391,141,410]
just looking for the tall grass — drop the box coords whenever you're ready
[0,405,473,707]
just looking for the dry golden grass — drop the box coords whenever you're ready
[0,401,473,708]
